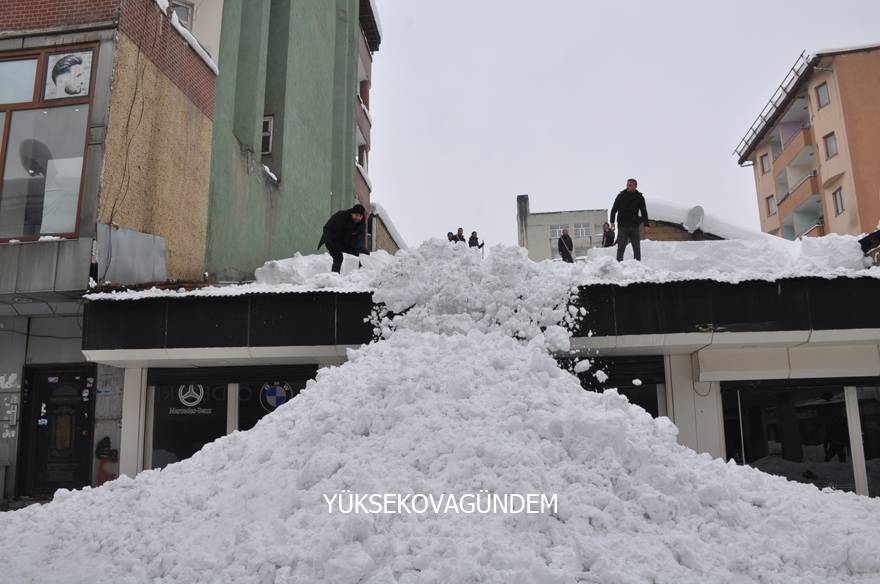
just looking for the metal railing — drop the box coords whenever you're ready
[734,51,812,162]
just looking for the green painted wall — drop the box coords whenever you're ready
[205,0,360,280]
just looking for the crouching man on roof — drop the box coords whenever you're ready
[318,203,367,273]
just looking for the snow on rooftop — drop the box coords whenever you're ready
[648,199,770,241]
[7,238,880,582]
[371,201,408,249]
[86,235,877,301]
[814,40,880,57]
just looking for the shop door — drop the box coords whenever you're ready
[19,367,96,497]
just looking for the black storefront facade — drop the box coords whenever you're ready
[79,276,880,497]
[81,292,374,478]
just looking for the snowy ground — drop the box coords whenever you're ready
[7,239,880,583]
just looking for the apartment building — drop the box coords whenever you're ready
[0,0,220,500]
[736,43,880,240]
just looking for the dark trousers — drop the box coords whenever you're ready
[328,245,367,273]
[616,225,642,261]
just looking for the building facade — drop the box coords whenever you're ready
[205,0,385,281]
[571,274,880,497]
[0,0,219,501]
[736,44,880,240]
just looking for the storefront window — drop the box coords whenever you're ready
[723,385,855,492]
[238,380,306,432]
[0,58,37,104]
[151,383,227,469]
[856,386,880,497]
[0,46,94,240]
[0,106,88,236]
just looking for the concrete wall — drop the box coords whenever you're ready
[808,64,861,237]
[206,0,360,281]
[664,354,726,459]
[752,144,782,234]
[836,49,880,234]
[99,32,212,281]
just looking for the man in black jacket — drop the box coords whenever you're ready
[609,178,649,261]
[318,203,366,272]
[557,228,574,263]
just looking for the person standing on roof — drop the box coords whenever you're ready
[318,203,367,273]
[602,222,616,248]
[468,231,484,249]
[610,178,649,261]
[558,228,574,263]
[454,227,467,243]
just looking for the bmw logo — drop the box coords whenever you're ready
[260,382,293,412]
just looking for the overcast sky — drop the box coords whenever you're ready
[367,0,880,247]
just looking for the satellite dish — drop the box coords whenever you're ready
[683,205,705,233]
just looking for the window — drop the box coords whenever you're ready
[261,115,273,156]
[832,188,845,216]
[760,153,771,175]
[0,47,94,240]
[171,1,194,29]
[550,247,560,259]
[824,132,838,159]
[816,82,830,109]
[549,224,569,238]
[0,59,37,104]
[574,223,590,237]
[766,195,777,216]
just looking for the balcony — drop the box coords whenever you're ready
[802,224,825,238]
[773,127,813,172]
[778,173,819,219]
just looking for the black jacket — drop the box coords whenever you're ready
[610,190,649,228]
[468,235,483,248]
[602,228,615,248]
[453,234,466,243]
[558,234,574,260]
[318,209,363,251]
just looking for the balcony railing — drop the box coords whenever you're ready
[799,223,825,238]
[778,172,819,218]
[734,51,812,163]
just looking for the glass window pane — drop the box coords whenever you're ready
[723,384,855,492]
[151,383,227,469]
[0,106,88,237]
[856,386,880,497]
[0,59,37,104]
[238,380,306,432]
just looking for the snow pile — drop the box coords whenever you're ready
[581,233,873,284]
[369,240,578,343]
[4,331,880,582]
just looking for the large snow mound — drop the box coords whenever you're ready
[3,331,880,583]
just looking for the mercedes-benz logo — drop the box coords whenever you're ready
[178,384,205,407]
